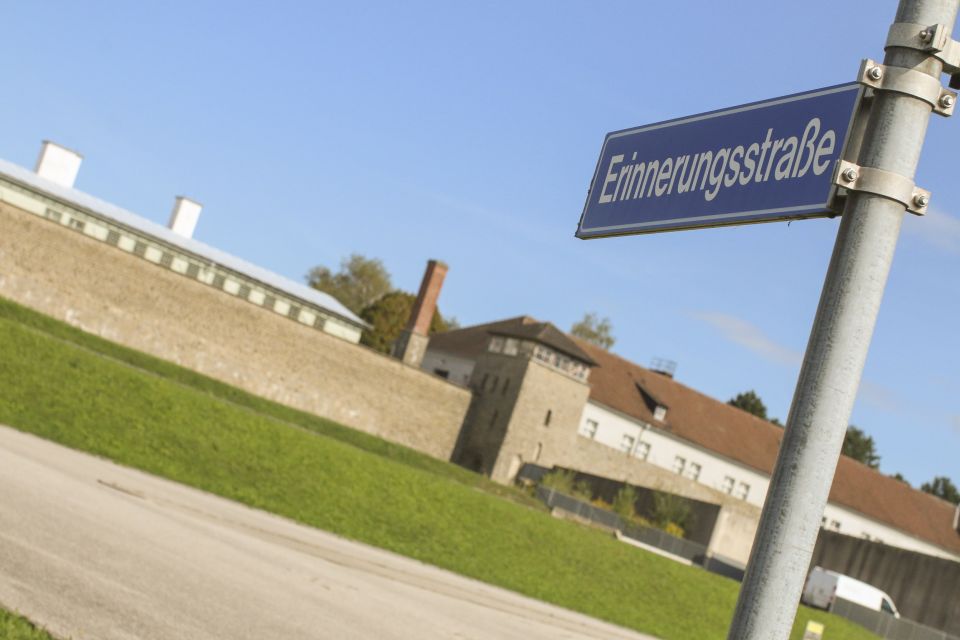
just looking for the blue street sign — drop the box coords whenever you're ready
[576,83,863,238]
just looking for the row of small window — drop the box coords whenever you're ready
[488,336,521,356]
[822,517,842,532]
[582,420,652,460]
[46,206,341,331]
[583,418,753,501]
[720,475,751,501]
[488,335,590,382]
[532,345,589,381]
[672,456,703,482]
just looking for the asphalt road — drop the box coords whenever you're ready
[0,425,656,640]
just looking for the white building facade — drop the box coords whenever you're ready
[578,400,959,561]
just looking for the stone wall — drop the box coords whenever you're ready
[492,358,591,483]
[812,529,960,635]
[0,202,471,459]
[534,424,761,563]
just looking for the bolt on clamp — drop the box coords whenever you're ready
[833,160,930,215]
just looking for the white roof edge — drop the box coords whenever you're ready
[0,157,368,329]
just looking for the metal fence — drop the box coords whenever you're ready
[829,600,960,640]
[530,476,955,640]
[535,486,707,562]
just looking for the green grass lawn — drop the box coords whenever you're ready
[0,297,877,640]
[0,610,56,640]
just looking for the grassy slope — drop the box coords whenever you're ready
[0,298,875,640]
[0,610,56,640]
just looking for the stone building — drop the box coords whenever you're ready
[424,316,960,565]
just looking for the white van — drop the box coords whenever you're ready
[801,567,900,618]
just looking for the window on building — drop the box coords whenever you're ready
[635,441,651,461]
[491,376,499,391]
[673,456,686,474]
[434,369,449,379]
[543,409,552,427]
[488,337,504,353]
[160,252,174,268]
[237,284,251,300]
[106,230,121,246]
[212,274,226,289]
[133,241,148,257]
[503,338,519,356]
[44,208,62,222]
[722,476,735,494]
[481,373,489,391]
[186,263,200,279]
[502,378,510,396]
[582,419,598,439]
[686,462,701,482]
[68,218,85,231]
[263,295,277,310]
[653,406,667,421]
[489,410,499,429]
[619,434,635,453]
[735,482,751,501]
[830,520,841,531]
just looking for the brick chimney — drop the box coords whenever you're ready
[393,259,448,367]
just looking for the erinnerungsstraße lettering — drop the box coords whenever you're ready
[596,117,838,205]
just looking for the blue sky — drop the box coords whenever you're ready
[2,1,957,487]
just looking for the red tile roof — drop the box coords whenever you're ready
[428,317,960,555]
[574,336,960,555]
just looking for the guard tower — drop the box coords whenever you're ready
[453,318,595,483]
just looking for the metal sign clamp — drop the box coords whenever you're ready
[833,159,930,215]
[886,21,960,87]
[858,58,956,115]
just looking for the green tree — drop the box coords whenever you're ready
[920,476,960,504]
[306,254,392,315]
[612,485,639,522]
[651,491,692,536]
[891,472,910,485]
[570,313,615,349]
[728,390,768,420]
[842,425,881,469]
[540,469,576,494]
[359,290,457,354]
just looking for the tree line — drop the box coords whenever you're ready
[728,390,959,504]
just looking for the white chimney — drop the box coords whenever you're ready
[35,141,83,188]
[168,196,202,239]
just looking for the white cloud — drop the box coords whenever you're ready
[857,380,900,414]
[695,311,902,414]
[694,311,801,367]
[903,206,960,254]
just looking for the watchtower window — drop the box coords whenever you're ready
[544,409,552,427]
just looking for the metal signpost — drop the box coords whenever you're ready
[577,0,959,638]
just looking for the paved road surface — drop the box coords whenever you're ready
[0,426,656,640]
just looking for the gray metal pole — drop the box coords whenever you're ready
[726,1,959,639]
